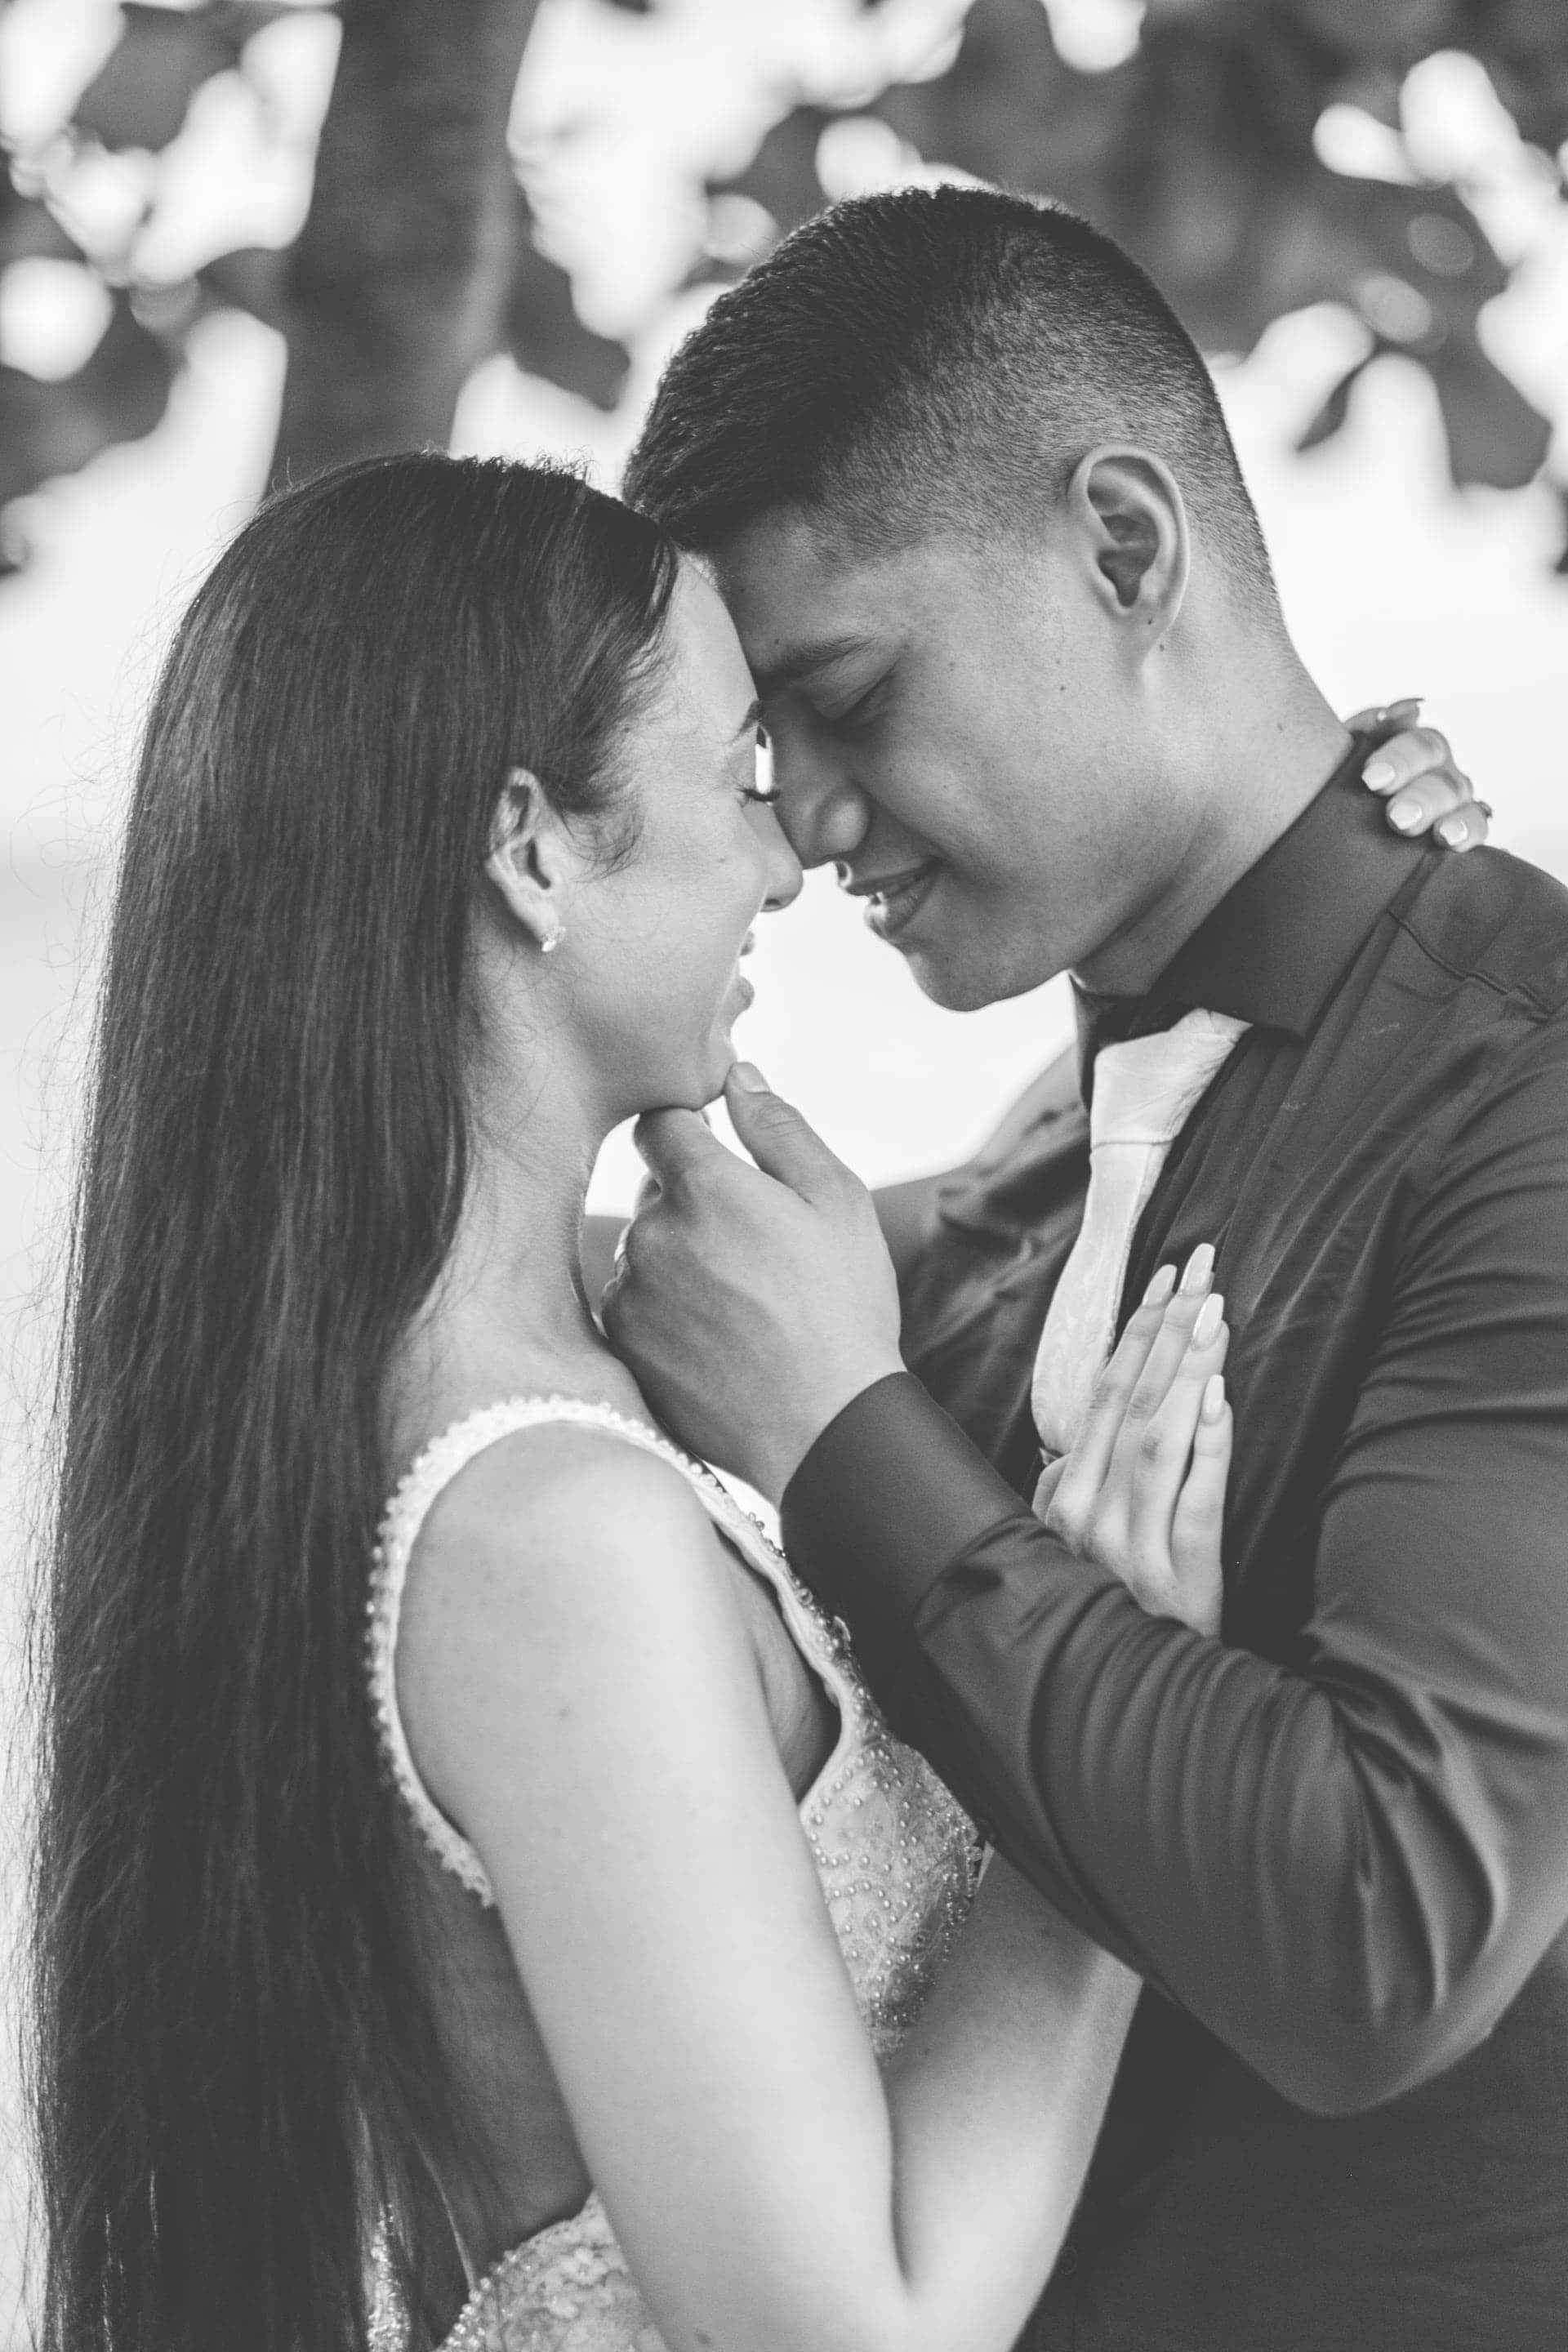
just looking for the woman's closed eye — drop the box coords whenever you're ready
[740,725,778,805]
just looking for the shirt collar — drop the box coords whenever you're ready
[1073,728,1429,1089]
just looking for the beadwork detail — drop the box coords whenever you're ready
[366,1393,981,2351]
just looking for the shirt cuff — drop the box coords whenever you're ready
[781,1371,1030,1688]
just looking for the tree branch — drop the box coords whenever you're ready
[270,0,544,487]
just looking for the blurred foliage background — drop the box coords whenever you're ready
[2,0,1567,568]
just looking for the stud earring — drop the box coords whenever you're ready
[540,923,566,956]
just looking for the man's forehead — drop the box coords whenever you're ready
[709,505,844,600]
[710,509,936,680]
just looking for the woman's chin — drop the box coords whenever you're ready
[699,1022,753,1107]
[617,992,748,1117]
[700,1027,740,1105]
[625,1036,737,1117]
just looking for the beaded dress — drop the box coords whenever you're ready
[364,1396,982,2352]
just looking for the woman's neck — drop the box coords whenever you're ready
[390,1081,643,1449]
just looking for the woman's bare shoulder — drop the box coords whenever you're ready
[397,1420,742,1719]
[393,1420,775,1880]
[425,1418,711,1552]
[401,1419,734,1654]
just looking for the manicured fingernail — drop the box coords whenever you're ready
[1388,797,1420,831]
[730,1061,768,1091]
[1143,1263,1177,1306]
[1362,759,1397,791]
[1388,696,1423,716]
[1193,1291,1224,1346]
[1179,1242,1215,1295]
[1437,813,1467,848]
[1201,1372,1227,1423]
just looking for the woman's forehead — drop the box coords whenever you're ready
[666,556,759,721]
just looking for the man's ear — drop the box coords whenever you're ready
[485,768,568,955]
[1068,445,1189,638]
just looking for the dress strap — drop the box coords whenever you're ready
[366,1395,851,1907]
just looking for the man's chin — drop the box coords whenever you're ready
[902,942,1007,1014]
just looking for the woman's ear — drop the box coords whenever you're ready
[485,768,568,956]
[1068,445,1190,641]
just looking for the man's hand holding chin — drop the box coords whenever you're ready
[602,1064,905,1503]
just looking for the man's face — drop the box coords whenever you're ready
[712,508,1181,1010]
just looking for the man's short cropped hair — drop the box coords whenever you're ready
[624,184,1278,612]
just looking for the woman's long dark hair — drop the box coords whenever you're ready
[31,454,678,2350]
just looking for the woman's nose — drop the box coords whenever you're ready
[760,810,804,913]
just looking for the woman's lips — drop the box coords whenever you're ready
[865,863,940,942]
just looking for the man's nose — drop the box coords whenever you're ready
[773,742,871,870]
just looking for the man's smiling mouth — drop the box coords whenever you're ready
[846,861,942,943]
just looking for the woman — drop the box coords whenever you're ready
[32,452,1478,2352]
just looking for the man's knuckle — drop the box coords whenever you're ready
[1045,1501,1080,1547]
[758,1102,806,1149]
[1124,1579,1160,1617]
[1049,1477,1088,1536]
[1128,1557,1171,1608]
[1094,1503,1129,1557]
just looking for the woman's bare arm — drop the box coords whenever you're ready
[398,1424,1135,2352]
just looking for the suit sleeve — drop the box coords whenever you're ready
[782,1024,1568,2116]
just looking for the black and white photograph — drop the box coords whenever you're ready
[2,2,1567,2345]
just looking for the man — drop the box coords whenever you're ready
[604,188,1568,2350]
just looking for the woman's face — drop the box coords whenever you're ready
[564,559,802,1117]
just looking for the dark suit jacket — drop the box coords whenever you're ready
[784,742,1568,2350]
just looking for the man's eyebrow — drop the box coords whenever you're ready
[730,697,763,740]
[752,635,873,697]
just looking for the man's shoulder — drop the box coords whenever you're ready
[963,1040,1085,1178]
[924,1040,1088,1253]
[1387,847,1568,1200]
[1396,842,1568,1024]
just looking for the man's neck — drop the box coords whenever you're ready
[1073,672,1352,1002]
